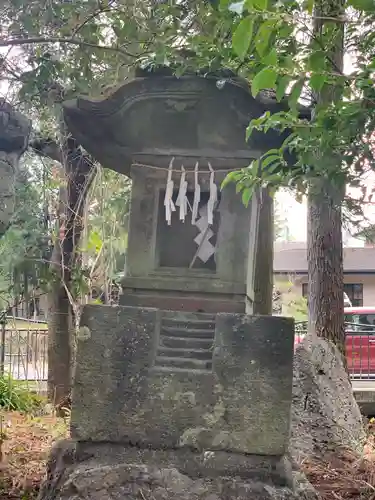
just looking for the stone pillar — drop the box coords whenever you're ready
[0,100,31,235]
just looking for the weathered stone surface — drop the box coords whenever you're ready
[72,305,294,457]
[74,443,293,486]
[0,100,31,234]
[290,334,366,463]
[212,313,294,456]
[38,440,319,500]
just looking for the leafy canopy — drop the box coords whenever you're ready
[1,0,375,205]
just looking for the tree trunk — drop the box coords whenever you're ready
[47,258,74,403]
[307,179,345,349]
[253,187,274,315]
[308,0,345,350]
[32,136,95,404]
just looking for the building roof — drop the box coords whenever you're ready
[274,243,375,274]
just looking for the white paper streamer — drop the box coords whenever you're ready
[175,165,188,222]
[207,162,218,225]
[164,158,176,225]
[191,162,201,225]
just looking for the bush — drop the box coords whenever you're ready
[0,375,44,412]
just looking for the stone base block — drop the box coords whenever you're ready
[38,441,318,500]
[73,306,294,457]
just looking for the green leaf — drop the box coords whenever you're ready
[254,0,268,9]
[220,0,231,8]
[251,68,277,97]
[232,17,254,60]
[221,170,242,189]
[288,78,304,112]
[250,159,260,175]
[302,0,314,14]
[246,123,254,140]
[276,75,291,102]
[263,47,277,66]
[242,187,253,207]
[309,73,326,93]
[261,154,281,171]
[308,51,327,72]
[281,132,298,151]
[348,0,375,11]
[255,20,274,56]
[283,55,294,70]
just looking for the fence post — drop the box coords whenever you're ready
[0,315,5,377]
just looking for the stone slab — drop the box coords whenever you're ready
[76,443,293,486]
[72,305,294,456]
[38,440,319,500]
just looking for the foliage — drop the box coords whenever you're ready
[0,158,52,312]
[0,375,44,412]
[0,0,373,212]
[68,167,131,303]
[273,279,308,320]
[214,1,375,206]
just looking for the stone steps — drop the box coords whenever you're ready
[150,366,212,376]
[159,335,214,350]
[153,312,215,372]
[161,326,215,339]
[157,347,213,360]
[155,356,212,371]
[162,318,216,330]
[161,311,216,322]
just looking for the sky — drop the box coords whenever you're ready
[277,175,375,245]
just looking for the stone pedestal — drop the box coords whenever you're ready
[70,305,295,482]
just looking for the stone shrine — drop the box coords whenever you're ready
[39,73,307,500]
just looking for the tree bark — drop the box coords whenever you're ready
[253,187,274,315]
[307,179,345,349]
[32,136,96,404]
[307,0,345,351]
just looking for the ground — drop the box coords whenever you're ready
[0,411,68,499]
[0,411,374,500]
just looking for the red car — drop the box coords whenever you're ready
[295,307,375,378]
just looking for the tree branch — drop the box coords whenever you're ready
[0,36,138,58]
[30,138,63,163]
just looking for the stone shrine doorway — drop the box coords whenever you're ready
[156,189,220,272]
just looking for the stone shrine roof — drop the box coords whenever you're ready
[62,72,310,177]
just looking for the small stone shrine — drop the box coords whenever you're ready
[39,73,307,499]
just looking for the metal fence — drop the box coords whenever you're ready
[295,321,375,380]
[0,325,48,389]
[3,319,375,386]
